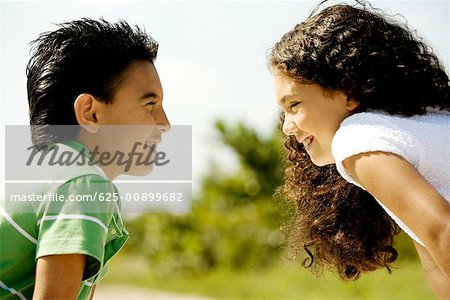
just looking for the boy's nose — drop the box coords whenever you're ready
[157,109,171,133]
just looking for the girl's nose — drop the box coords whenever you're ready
[282,114,296,136]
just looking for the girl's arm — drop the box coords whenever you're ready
[33,254,86,299]
[343,151,450,279]
[414,241,450,299]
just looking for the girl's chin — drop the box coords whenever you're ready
[310,158,334,167]
[310,157,326,167]
[307,150,335,167]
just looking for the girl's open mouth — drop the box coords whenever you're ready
[303,135,314,150]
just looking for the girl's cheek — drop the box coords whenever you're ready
[295,114,308,129]
[292,117,302,129]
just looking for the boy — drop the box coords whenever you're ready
[0,18,169,299]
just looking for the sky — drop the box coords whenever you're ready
[1,0,449,197]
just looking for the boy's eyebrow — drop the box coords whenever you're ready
[140,92,161,100]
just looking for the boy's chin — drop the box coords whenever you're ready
[122,165,154,176]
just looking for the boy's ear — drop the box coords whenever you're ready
[74,93,98,133]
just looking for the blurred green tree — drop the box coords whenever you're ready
[124,121,287,276]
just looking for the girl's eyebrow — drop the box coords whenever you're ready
[279,94,298,105]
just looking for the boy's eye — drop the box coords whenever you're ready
[146,101,157,106]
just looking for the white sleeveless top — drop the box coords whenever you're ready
[332,110,450,247]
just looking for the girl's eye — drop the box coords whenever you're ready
[289,102,301,110]
[146,101,157,106]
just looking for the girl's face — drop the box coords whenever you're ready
[274,72,359,166]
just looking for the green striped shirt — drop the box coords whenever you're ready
[0,141,129,299]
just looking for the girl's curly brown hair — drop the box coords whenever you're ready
[270,3,450,280]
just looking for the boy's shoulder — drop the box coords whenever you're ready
[41,141,109,183]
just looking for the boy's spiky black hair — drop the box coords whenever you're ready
[27,18,158,144]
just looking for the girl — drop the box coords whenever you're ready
[269,3,450,298]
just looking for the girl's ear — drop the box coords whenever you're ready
[74,93,98,133]
[346,97,361,112]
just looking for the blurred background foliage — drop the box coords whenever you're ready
[123,121,287,276]
[111,120,431,298]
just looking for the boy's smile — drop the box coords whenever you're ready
[273,72,359,166]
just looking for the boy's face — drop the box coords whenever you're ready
[91,60,170,177]
[95,60,168,127]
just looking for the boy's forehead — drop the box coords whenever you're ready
[115,60,163,99]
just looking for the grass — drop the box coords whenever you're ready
[103,253,435,299]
